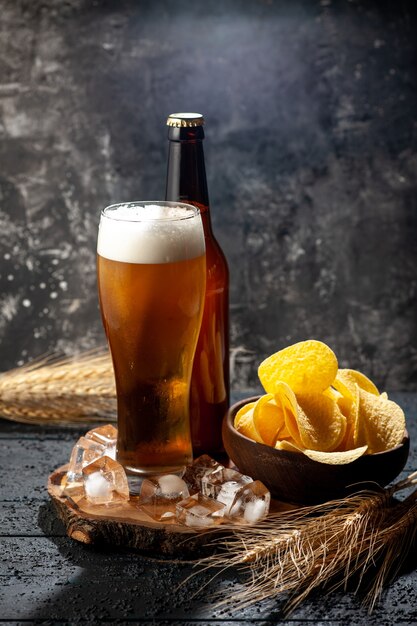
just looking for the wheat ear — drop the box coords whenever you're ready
[0,349,116,425]
[192,471,417,614]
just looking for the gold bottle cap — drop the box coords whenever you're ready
[166,113,205,127]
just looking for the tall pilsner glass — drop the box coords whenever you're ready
[97,201,206,477]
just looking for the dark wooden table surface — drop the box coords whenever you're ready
[1,391,416,625]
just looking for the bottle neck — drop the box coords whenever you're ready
[165,127,209,212]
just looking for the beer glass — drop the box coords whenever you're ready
[97,201,206,477]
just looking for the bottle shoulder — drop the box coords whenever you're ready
[205,235,228,263]
[205,235,229,285]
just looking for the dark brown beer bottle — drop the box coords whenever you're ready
[165,112,229,458]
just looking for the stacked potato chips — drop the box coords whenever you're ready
[234,340,406,464]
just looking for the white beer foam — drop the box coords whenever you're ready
[97,203,205,264]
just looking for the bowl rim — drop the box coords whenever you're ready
[225,395,409,457]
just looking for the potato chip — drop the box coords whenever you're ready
[234,401,264,443]
[323,387,342,402]
[296,392,346,452]
[258,340,338,395]
[329,376,360,451]
[332,375,356,402]
[252,394,289,446]
[274,380,298,414]
[335,383,359,450]
[275,438,368,464]
[336,393,354,419]
[352,383,366,448]
[358,389,405,453]
[303,445,368,464]
[275,438,303,452]
[336,368,379,397]
[273,381,304,447]
[326,381,354,424]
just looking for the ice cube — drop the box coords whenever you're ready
[176,494,226,528]
[216,480,252,515]
[85,424,117,459]
[65,436,106,485]
[228,480,271,524]
[182,455,223,494]
[82,456,129,505]
[84,472,112,502]
[60,473,84,499]
[201,466,253,505]
[140,474,190,522]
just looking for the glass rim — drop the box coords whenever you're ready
[101,201,200,223]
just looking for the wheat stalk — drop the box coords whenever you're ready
[339,487,417,612]
[0,348,116,425]
[191,471,417,614]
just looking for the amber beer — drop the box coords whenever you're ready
[165,113,229,457]
[97,202,206,476]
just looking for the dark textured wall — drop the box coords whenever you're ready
[0,0,416,390]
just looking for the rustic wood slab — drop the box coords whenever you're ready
[48,464,296,556]
[48,465,214,556]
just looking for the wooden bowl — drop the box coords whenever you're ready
[222,396,410,505]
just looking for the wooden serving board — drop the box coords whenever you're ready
[48,465,296,556]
